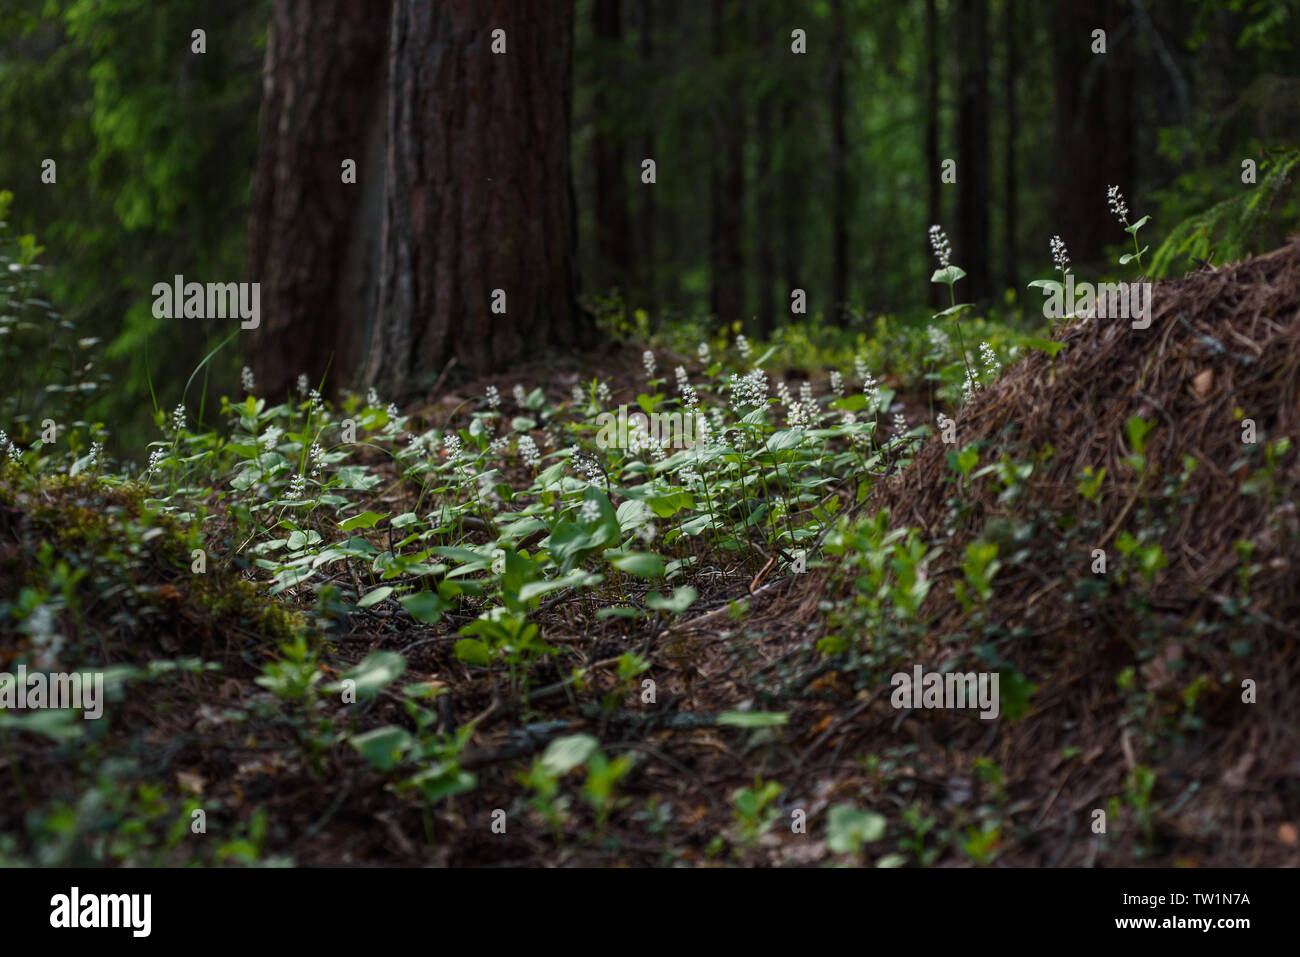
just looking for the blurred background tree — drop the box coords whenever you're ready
[0,0,1296,454]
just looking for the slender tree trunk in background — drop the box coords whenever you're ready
[592,0,631,313]
[1003,0,1019,297]
[1052,0,1117,265]
[365,0,591,394]
[635,0,656,318]
[753,0,775,337]
[830,0,849,326]
[956,0,990,304]
[247,0,389,399]
[780,96,805,319]
[709,0,745,326]
[925,0,941,308]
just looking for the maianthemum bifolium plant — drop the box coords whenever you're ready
[2,199,1105,865]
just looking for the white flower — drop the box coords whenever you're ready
[513,384,528,407]
[927,326,950,353]
[488,435,509,455]
[862,372,880,414]
[735,335,752,361]
[854,353,870,385]
[309,441,325,477]
[308,388,323,415]
[297,374,309,397]
[962,368,978,400]
[675,365,690,393]
[442,433,462,460]
[729,368,768,411]
[698,342,711,364]
[289,473,307,499]
[829,371,844,397]
[6,443,20,463]
[571,383,586,404]
[485,385,500,409]
[980,342,1000,377]
[1107,185,1129,223]
[637,522,657,545]
[241,366,255,392]
[571,451,603,484]
[642,350,657,378]
[928,225,952,268]
[147,448,165,473]
[385,403,401,429]
[596,381,612,406]
[679,466,702,489]
[518,435,541,468]
[1050,235,1070,272]
[366,387,380,407]
[892,413,908,438]
[261,425,283,451]
[579,499,601,524]
[88,441,103,468]
[171,404,186,433]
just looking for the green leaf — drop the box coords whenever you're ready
[608,551,665,577]
[646,586,697,613]
[341,651,406,698]
[349,726,415,772]
[400,590,450,624]
[1022,336,1067,358]
[717,711,788,728]
[826,804,887,853]
[357,586,396,608]
[645,490,694,518]
[930,265,967,285]
[339,510,388,531]
[765,428,804,452]
[540,733,599,776]
[1123,215,1150,235]
[1026,279,1063,294]
[453,638,491,666]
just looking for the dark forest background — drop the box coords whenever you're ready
[1,0,1297,449]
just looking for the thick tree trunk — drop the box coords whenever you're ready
[592,0,631,309]
[246,0,389,399]
[709,0,745,326]
[956,0,990,304]
[364,0,591,393]
[830,0,849,325]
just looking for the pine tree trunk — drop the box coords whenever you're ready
[364,0,591,394]
[246,0,389,399]
[592,0,631,310]
[709,0,745,326]
[956,0,990,303]
[830,0,849,325]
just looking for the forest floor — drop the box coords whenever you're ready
[3,244,1300,867]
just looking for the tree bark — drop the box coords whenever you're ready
[830,0,849,325]
[956,0,990,303]
[709,0,745,326]
[365,0,591,394]
[591,0,631,309]
[246,0,389,399]
[1003,0,1019,295]
[924,0,941,308]
[635,0,656,317]
[1052,0,1128,266]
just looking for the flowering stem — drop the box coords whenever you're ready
[948,283,975,396]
